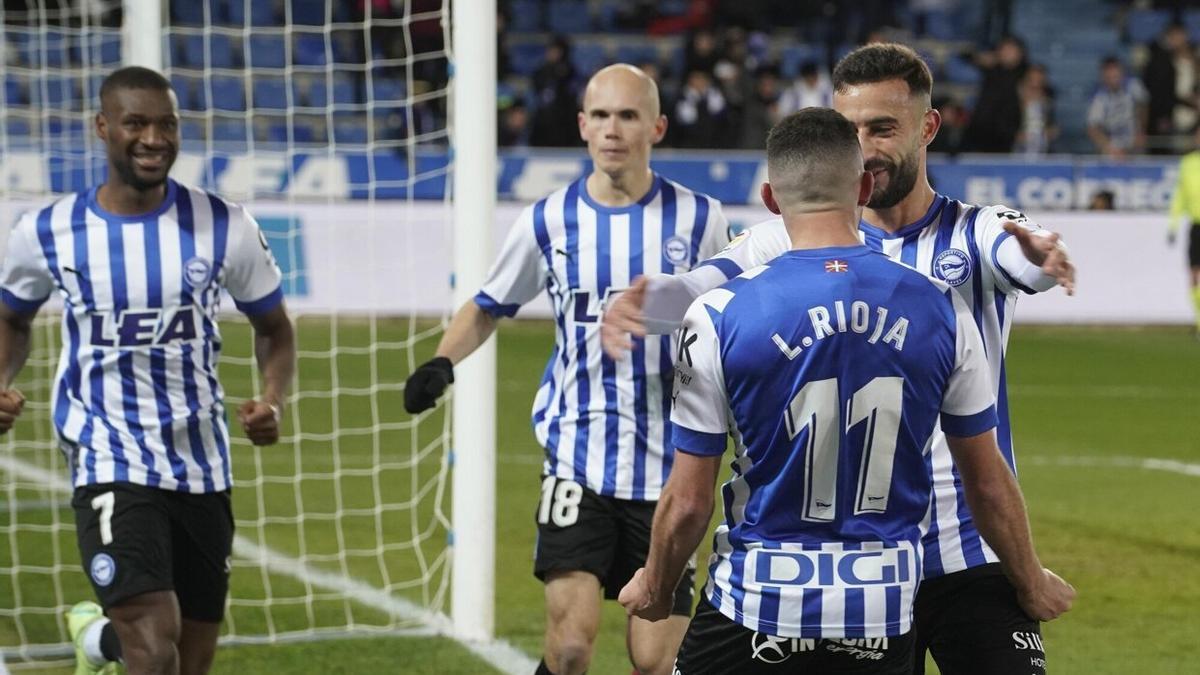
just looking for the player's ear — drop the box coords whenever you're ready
[95,111,107,142]
[857,170,874,207]
[760,183,781,214]
[921,106,941,147]
[652,114,668,145]
[577,109,587,142]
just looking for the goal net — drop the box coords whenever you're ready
[0,0,470,666]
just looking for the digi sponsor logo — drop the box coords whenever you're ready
[752,547,912,587]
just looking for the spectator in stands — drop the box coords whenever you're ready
[929,96,968,155]
[1016,64,1059,157]
[498,100,530,148]
[1088,56,1148,158]
[713,28,751,145]
[738,63,783,149]
[777,60,833,117]
[963,35,1027,153]
[1142,22,1197,147]
[530,35,579,147]
[673,68,728,147]
[683,29,721,75]
[1088,189,1116,210]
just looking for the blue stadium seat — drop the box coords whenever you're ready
[47,117,86,138]
[942,55,982,85]
[547,1,592,34]
[170,75,195,110]
[268,120,316,143]
[210,76,246,111]
[84,33,121,65]
[333,117,369,145]
[370,77,407,103]
[212,119,249,148]
[42,30,70,68]
[7,118,32,138]
[208,33,237,68]
[509,42,545,76]
[172,2,206,25]
[254,78,290,110]
[294,33,328,66]
[291,0,327,26]
[180,119,205,142]
[614,44,658,68]
[572,43,608,76]
[248,35,287,69]
[173,35,203,67]
[507,0,542,32]
[332,76,357,105]
[780,45,824,78]
[42,78,77,109]
[226,0,277,26]
[4,76,25,106]
[5,32,34,67]
[1128,10,1171,44]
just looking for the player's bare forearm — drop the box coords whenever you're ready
[0,303,33,389]
[643,452,720,601]
[435,300,498,365]
[248,303,296,410]
[946,431,1042,592]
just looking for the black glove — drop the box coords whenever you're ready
[404,357,455,414]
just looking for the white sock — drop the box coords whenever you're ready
[81,618,109,666]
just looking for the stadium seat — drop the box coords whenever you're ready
[780,44,824,79]
[254,78,290,110]
[173,35,202,68]
[42,77,78,109]
[226,0,277,27]
[614,44,659,69]
[185,33,239,69]
[181,119,205,141]
[572,43,609,76]
[942,55,982,85]
[4,76,25,106]
[170,75,195,110]
[1127,10,1171,44]
[333,116,369,145]
[212,119,250,149]
[547,1,593,34]
[248,35,287,69]
[508,42,545,76]
[42,30,70,68]
[294,33,328,66]
[332,75,358,105]
[291,0,327,26]
[507,0,542,32]
[6,117,32,138]
[370,77,407,103]
[210,76,247,111]
[171,2,206,26]
[86,33,122,65]
[5,31,35,67]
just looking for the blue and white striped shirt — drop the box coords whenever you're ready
[695,194,1047,578]
[671,247,996,638]
[475,174,729,501]
[0,179,283,493]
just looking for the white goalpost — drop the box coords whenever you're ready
[0,0,506,668]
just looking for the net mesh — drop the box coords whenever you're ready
[0,0,457,666]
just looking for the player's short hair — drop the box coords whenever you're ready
[765,107,862,211]
[99,66,172,106]
[832,43,933,99]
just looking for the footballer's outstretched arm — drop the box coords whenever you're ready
[946,430,1075,621]
[0,302,31,433]
[403,300,498,414]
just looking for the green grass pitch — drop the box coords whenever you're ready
[0,319,1196,674]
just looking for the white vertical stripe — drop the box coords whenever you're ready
[670,193,696,275]
[609,214,635,500]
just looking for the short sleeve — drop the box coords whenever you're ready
[1086,94,1104,126]
[694,197,732,262]
[696,217,790,282]
[669,294,729,456]
[475,205,546,317]
[0,214,55,315]
[940,292,998,437]
[223,206,284,316]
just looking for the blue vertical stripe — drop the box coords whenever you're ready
[628,204,649,500]
[595,212,619,496]
[994,291,1015,472]
[687,194,710,267]
[934,202,961,258]
[956,207,989,567]
[533,198,565,469]
[204,194,231,476]
[562,182,591,482]
[900,232,921,268]
[844,588,866,638]
[885,585,902,634]
[657,182,678,489]
[35,205,74,438]
[106,218,161,488]
[176,189,216,492]
[143,219,189,490]
[800,587,823,639]
[659,182,677,271]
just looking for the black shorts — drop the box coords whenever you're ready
[675,598,916,674]
[1189,222,1200,267]
[533,474,695,616]
[913,564,1046,675]
[73,482,234,622]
